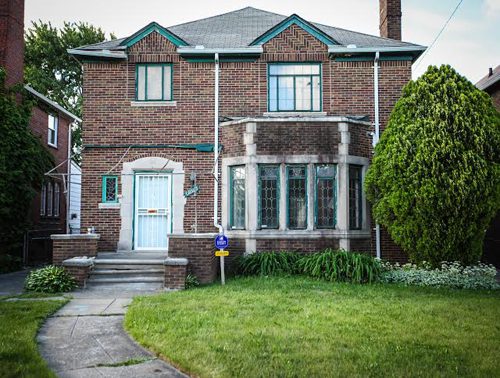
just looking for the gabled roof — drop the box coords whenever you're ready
[476,65,500,91]
[24,86,81,123]
[120,21,188,47]
[71,7,424,55]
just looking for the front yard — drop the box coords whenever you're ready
[0,299,67,378]
[125,276,500,377]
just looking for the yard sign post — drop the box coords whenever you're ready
[214,234,229,285]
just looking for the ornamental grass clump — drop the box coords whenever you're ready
[298,249,382,283]
[235,251,302,276]
[381,261,499,290]
[25,265,76,293]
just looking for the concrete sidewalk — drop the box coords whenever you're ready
[38,285,187,378]
[0,269,31,296]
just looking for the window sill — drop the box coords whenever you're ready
[262,112,327,117]
[131,101,177,107]
[48,143,58,149]
[98,202,120,209]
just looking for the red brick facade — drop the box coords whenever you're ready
[80,20,413,276]
[0,0,24,86]
[52,235,99,265]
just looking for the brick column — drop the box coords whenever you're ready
[62,257,94,288]
[164,257,189,290]
[51,234,100,265]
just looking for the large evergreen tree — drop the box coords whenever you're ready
[365,65,500,266]
[24,21,115,160]
[0,69,53,256]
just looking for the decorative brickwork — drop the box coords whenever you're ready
[164,258,188,290]
[168,237,217,284]
[51,234,99,265]
[256,238,340,253]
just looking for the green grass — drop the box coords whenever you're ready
[125,276,500,378]
[0,300,67,378]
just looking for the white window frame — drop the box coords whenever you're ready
[54,183,60,217]
[47,182,53,216]
[40,183,47,216]
[48,114,58,148]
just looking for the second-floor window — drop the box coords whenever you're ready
[136,63,173,101]
[268,63,321,112]
[48,114,58,147]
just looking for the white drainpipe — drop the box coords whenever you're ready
[213,53,223,234]
[373,51,381,260]
[66,122,72,234]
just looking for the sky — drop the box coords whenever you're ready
[25,0,500,83]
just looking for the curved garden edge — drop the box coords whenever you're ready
[123,276,500,378]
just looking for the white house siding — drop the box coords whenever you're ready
[69,161,81,233]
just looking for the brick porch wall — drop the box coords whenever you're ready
[51,234,99,265]
[168,237,217,284]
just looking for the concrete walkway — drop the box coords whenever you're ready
[38,284,188,378]
[0,269,31,296]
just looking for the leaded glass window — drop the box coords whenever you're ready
[316,165,336,228]
[40,183,47,216]
[287,166,307,229]
[230,166,246,229]
[349,165,363,229]
[47,182,53,216]
[102,176,118,203]
[268,64,321,112]
[259,165,279,229]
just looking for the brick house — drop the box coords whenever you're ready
[0,0,80,263]
[70,2,425,282]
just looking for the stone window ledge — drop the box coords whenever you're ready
[262,111,327,117]
[98,202,120,209]
[131,101,177,107]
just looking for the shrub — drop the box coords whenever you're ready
[381,261,499,290]
[298,249,382,283]
[24,266,76,293]
[365,65,500,266]
[185,273,200,289]
[0,254,23,274]
[236,251,302,276]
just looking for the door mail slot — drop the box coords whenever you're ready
[147,209,158,214]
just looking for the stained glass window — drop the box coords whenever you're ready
[287,166,307,229]
[230,166,246,229]
[259,165,279,229]
[316,165,336,228]
[349,165,363,229]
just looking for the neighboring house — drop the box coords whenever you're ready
[69,161,82,234]
[476,66,500,268]
[0,0,80,263]
[70,1,425,277]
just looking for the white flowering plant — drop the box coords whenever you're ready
[380,261,499,290]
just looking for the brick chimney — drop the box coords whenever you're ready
[379,0,402,40]
[0,0,24,86]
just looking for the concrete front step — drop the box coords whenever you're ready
[87,277,164,284]
[94,259,165,265]
[92,269,164,275]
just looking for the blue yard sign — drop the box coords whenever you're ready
[215,234,229,250]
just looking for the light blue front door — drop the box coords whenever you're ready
[134,174,171,250]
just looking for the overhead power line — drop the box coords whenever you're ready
[414,0,464,70]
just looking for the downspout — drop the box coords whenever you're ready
[213,52,223,234]
[66,121,72,234]
[373,51,381,260]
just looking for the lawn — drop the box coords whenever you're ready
[0,299,67,378]
[125,276,500,377]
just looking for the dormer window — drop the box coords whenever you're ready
[268,63,321,112]
[136,63,173,101]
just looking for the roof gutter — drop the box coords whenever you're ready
[67,49,127,60]
[328,45,426,54]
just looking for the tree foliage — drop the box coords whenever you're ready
[24,21,115,160]
[0,69,54,256]
[365,65,500,266]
